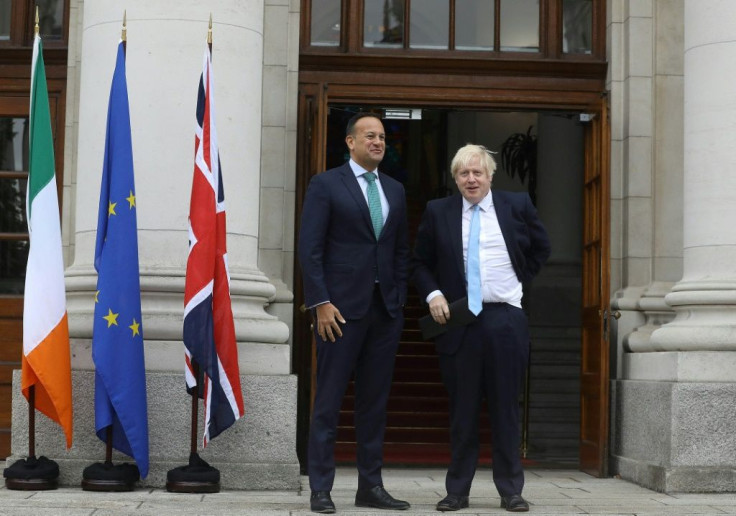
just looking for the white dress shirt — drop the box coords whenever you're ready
[426,191,522,309]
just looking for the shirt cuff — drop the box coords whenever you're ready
[426,290,443,303]
[307,300,330,310]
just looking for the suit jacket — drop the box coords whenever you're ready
[298,162,409,320]
[411,190,551,354]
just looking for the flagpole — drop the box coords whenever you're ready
[185,12,212,459]
[105,11,126,466]
[101,10,128,468]
[122,10,127,52]
[27,5,40,464]
[187,13,205,458]
[189,361,199,456]
[28,385,35,458]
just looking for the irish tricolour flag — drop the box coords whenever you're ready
[22,33,73,448]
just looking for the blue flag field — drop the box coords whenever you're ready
[92,41,149,478]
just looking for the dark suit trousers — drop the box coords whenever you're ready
[439,303,529,497]
[308,287,403,492]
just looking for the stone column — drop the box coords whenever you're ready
[10,0,299,489]
[613,0,736,492]
[615,0,684,355]
[649,0,736,356]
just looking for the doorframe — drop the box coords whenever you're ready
[292,82,612,474]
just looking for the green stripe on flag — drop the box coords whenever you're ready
[28,35,57,218]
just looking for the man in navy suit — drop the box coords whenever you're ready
[298,113,410,514]
[412,144,550,513]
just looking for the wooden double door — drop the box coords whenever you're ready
[294,85,611,477]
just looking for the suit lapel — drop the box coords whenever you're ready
[443,195,465,279]
[339,164,374,236]
[379,172,399,237]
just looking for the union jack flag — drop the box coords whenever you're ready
[183,44,244,447]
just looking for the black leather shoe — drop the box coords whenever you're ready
[436,494,469,511]
[355,485,410,510]
[310,491,335,514]
[500,494,529,512]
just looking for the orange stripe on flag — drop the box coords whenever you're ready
[21,313,73,448]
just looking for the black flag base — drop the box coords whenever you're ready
[81,461,140,492]
[166,452,220,493]
[3,456,59,490]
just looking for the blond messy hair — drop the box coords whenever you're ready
[450,144,496,180]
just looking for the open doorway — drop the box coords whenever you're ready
[320,105,586,467]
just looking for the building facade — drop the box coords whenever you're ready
[1,0,735,493]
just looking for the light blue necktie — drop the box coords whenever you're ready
[364,172,383,239]
[467,204,482,315]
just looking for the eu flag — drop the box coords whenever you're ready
[92,41,149,478]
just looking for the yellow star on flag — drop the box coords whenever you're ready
[103,308,119,328]
[126,190,136,209]
[108,201,117,216]
[129,318,141,337]
[94,290,100,303]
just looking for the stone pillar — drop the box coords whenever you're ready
[650,1,736,354]
[615,0,684,355]
[608,0,661,353]
[612,0,736,492]
[10,0,299,489]
[258,0,301,341]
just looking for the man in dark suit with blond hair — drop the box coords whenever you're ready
[412,143,550,512]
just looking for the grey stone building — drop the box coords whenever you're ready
[3,0,735,494]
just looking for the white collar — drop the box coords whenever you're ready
[349,159,378,179]
[462,191,493,212]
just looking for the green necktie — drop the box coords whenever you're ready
[364,172,383,239]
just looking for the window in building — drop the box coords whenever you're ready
[410,0,449,50]
[562,0,593,54]
[455,0,494,51]
[0,0,11,41]
[36,0,64,40]
[364,0,404,48]
[311,0,341,46]
[0,117,29,295]
[500,0,539,52]
[304,0,603,59]
[0,0,68,46]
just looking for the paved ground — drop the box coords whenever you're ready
[2,465,736,515]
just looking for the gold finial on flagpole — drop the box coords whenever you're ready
[207,13,212,45]
[34,6,39,36]
[122,10,127,42]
